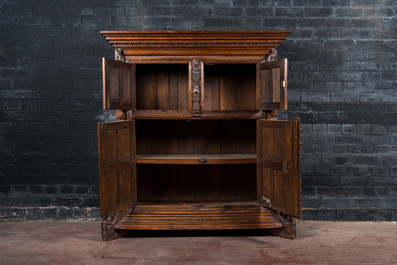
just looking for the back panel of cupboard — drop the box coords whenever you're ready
[204,64,256,111]
[137,164,257,203]
[136,64,189,111]
[136,120,256,155]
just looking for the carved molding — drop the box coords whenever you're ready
[200,111,264,119]
[128,110,193,119]
[192,60,201,117]
[110,40,282,47]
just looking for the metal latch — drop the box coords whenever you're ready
[199,157,206,163]
[281,80,286,88]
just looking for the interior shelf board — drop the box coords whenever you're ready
[136,154,257,164]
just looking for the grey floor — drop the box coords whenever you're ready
[0,221,396,264]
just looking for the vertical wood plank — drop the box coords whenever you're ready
[137,164,151,201]
[178,71,188,111]
[169,73,178,110]
[150,121,170,154]
[108,66,119,103]
[193,121,206,154]
[220,165,236,197]
[256,63,261,110]
[237,120,256,154]
[135,121,151,155]
[117,127,131,162]
[219,70,227,111]
[176,122,194,199]
[157,72,170,110]
[120,68,132,107]
[261,69,271,105]
[177,165,195,198]
[106,129,117,164]
[272,68,280,103]
[203,65,220,111]
[220,120,237,154]
[236,164,256,197]
[118,168,133,205]
[137,71,158,110]
[244,73,256,111]
[261,125,274,203]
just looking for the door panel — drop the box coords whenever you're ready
[257,118,301,218]
[102,58,136,110]
[98,120,137,218]
[256,59,287,110]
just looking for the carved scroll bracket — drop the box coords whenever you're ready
[101,208,132,242]
[265,48,277,62]
[191,59,202,117]
[115,48,130,63]
[268,209,297,239]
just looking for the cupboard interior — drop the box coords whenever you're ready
[135,119,257,203]
[204,64,256,111]
[135,63,257,112]
[136,64,189,111]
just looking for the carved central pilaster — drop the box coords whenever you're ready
[191,59,202,117]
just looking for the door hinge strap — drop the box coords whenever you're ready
[262,160,289,172]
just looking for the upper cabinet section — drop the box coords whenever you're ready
[101,30,292,118]
[100,30,292,63]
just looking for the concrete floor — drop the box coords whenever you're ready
[0,221,396,265]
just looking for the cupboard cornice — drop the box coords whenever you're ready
[101,30,292,63]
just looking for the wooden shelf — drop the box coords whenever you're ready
[136,154,257,164]
[130,110,264,119]
[115,203,283,231]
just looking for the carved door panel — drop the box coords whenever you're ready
[256,59,288,110]
[98,120,137,218]
[102,58,136,110]
[257,118,301,218]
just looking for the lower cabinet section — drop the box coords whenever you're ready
[101,203,297,242]
[98,118,300,241]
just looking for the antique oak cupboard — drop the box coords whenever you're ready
[98,31,301,241]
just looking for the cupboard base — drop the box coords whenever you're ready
[101,203,297,242]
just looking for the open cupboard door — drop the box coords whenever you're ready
[256,59,287,110]
[98,120,137,218]
[257,118,301,218]
[102,58,136,110]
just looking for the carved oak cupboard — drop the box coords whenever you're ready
[98,31,301,241]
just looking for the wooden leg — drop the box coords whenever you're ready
[268,209,297,239]
[101,208,130,242]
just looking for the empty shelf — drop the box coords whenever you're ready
[136,154,256,164]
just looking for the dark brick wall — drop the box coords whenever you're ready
[0,0,396,221]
